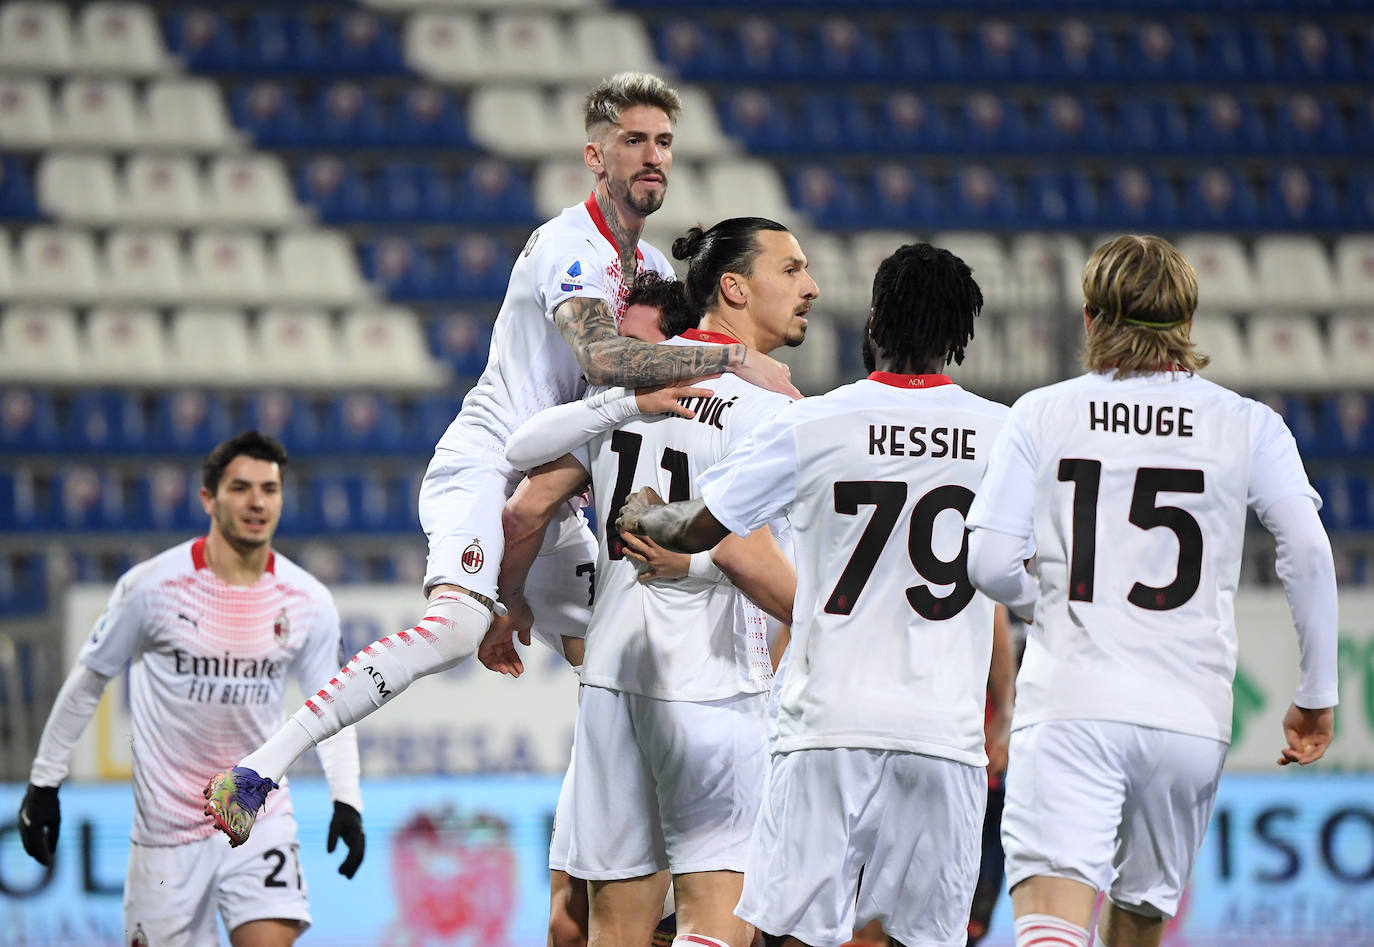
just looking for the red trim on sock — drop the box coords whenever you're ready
[675,936,726,947]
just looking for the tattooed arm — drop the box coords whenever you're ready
[555,297,800,396]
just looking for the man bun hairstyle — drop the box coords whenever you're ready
[869,242,983,369]
[626,272,698,338]
[202,430,289,493]
[584,71,682,139]
[671,217,790,315]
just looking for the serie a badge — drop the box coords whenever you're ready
[273,607,290,646]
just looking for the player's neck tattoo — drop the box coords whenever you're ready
[595,189,642,273]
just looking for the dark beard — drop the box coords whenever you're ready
[611,174,665,217]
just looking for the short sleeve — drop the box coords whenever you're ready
[1247,403,1320,516]
[966,400,1039,540]
[77,571,148,677]
[541,243,612,323]
[699,414,801,538]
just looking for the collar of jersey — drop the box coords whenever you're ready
[584,193,644,262]
[867,372,954,389]
[192,536,275,574]
[681,328,742,346]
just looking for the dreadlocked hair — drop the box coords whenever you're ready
[672,217,789,314]
[626,272,698,338]
[869,242,983,368]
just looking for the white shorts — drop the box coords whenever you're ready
[567,684,768,880]
[550,738,575,873]
[124,813,310,946]
[420,452,595,653]
[1001,720,1228,919]
[736,747,985,947]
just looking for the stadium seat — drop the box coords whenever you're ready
[242,12,321,74]
[329,10,403,74]
[946,166,1019,228]
[850,231,920,302]
[720,89,793,154]
[122,154,203,225]
[1264,167,1343,230]
[0,232,12,298]
[187,230,271,302]
[166,308,253,385]
[1350,173,1374,230]
[1123,21,1197,79]
[326,395,409,455]
[296,155,371,223]
[83,306,167,384]
[1354,96,1374,156]
[774,316,838,396]
[56,77,137,147]
[1115,98,1190,154]
[1025,171,1089,230]
[389,85,468,148]
[0,78,56,148]
[1246,313,1326,387]
[164,9,237,71]
[443,235,510,299]
[104,229,183,302]
[1180,168,1262,229]
[958,93,1028,152]
[789,167,866,229]
[134,464,201,532]
[36,152,119,223]
[255,308,342,385]
[463,160,533,223]
[0,387,61,453]
[656,19,721,78]
[239,390,324,452]
[362,235,438,300]
[1046,18,1115,79]
[799,94,874,154]
[1200,24,1277,81]
[793,233,863,325]
[1001,315,1055,386]
[1281,22,1356,81]
[547,88,593,156]
[1333,236,1374,307]
[1252,235,1335,310]
[427,311,491,378]
[0,470,47,531]
[1175,235,1255,310]
[276,230,367,305]
[141,79,236,150]
[1187,313,1247,388]
[1190,93,1268,154]
[730,17,804,79]
[1010,232,1084,309]
[877,91,950,153]
[73,2,166,74]
[813,17,884,80]
[1273,93,1348,154]
[488,12,572,81]
[340,307,447,388]
[1031,95,1108,154]
[308,82,387,147]
[0,305,83,382]
[0,2,72,71]
[702,160,794,228]
[205,154,298,226]
[402,12,486,83]
[372,162,446,223]
[469,87,557,158]
[230,81,306,147]
[52,465,116,530]
[571,14,658,80]
[150,389,234,454]
[963,19,1038,79]
[14,227,99,300]
[891,25,937,78]
[867,165,942,230]
[1326,315,1374,388]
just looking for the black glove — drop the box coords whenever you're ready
[18,784,60,867]
[326,801,365,879]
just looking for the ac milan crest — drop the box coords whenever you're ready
[273,607,290,646]
[461,540,485,574]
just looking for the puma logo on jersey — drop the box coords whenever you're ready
[361,665,392,699]
[176,612,199,628]
[675,394,737,430]
[1089,401,1195,437]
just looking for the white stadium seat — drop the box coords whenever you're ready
[1176,235,1255,311]
[255,307,342,384]
[1246,313,1326,387]
[1326,313,1374,387]
[1188,313,1247,387]
[0,2,72,71]
[56,77,138,147]
[773,315,839,395]
[702,160,795,226]
[1002,314,1056,386]
[954,315,1006,390]
[1009,232,1083,309]
[83,305,167,383]
[73,2,166,74]
[570,14,659,79]
[1333,235,1374,307]
[548,87,593,154]
[1252,235,1335,310]
[340,307,448,387]
[795,231,866,324]
[488,13,571,81]
[104,229,184,302]
[205,154,297,225]
[850,231,921,296]
[932,231,1013,311]
[469,87,556,158]
[0,233,12,297]
[15,226,100,300]
[672,87,737,160]
[123,154,203,225]
[275,230,367,305]
[533,159,594,220]
[0,78,56,148]
[646,163,708,233]
[36,152,119,223]
[167,307,253,385]
[142,80,237,150]
[403,13,487,83]
[0,305,83,381]
[187,230,270,302]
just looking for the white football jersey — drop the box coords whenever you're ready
[78,539,346,845]
[435,194,675,470]
[701,373,1009,765]
[576,331,793,701]
[966,371,1320,743]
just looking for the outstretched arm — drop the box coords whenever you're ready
[617,487,731,555]
[555,297,800,396]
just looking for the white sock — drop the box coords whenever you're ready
[671,935,729,947]
[1094,931,1110,947]
[1015,913,1090,947]
[240,593,491,778]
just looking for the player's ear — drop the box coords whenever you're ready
[199,487,215,515]
[720,272,747,307]
[1082,303,1094,333]
[584,142,603,175]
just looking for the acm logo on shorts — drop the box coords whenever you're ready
[461,539,485,574]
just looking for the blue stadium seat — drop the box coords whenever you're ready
[388,86,469,148]
[242,13,322,73]
[891,25,938,78]
[788,167,867,229]
[730,18,805,79]
[1190,93,1269,154]
[1030,95,1108,153]
[374,163,453,223]
[231,82,306,146]
[152,390,234,455]
[1181,168,1262,228]
[0,387,60,453]
[362,236,439,300]
[52,466,117,531]
[946,167,1020,228]
[1317,394,1374,458]
[876,92,951,152]
[1281,22,1356,80]
[1026,171,1094,229]
[1354,96,1374,155]
[0,472,42,531]
[328,11,402,74]
[307,472,408,533]
[0,554,46,616]
[958,93,1028,153]
[326,393,408,454]
[165,10,239,71]
[1123,21,1197,79]
[66,391,149,455]
[867,165,942,229]
[812,18,884,80]
[307,82,386,146]
[1350,172,1374,229]
[720,90,794,153]
[654,20,724,78]
[961,20,1039,78]
[798,95,875,153]
[130,466,201,532]
[1046,19,1117,79]
[0,156,38,219]
[1273,94,1349,153]
[443,236,510,299]
[463,160,534,224]
[416,393,461,450]
[427,314,490,380]
[296,155,371,223]
[1098,168,1178,229]
[1115,98,1190,153]
[239,391,325,455]
[1199,25,1278,80]
[1263,167,1343,229]
[1270,394,1323,456]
